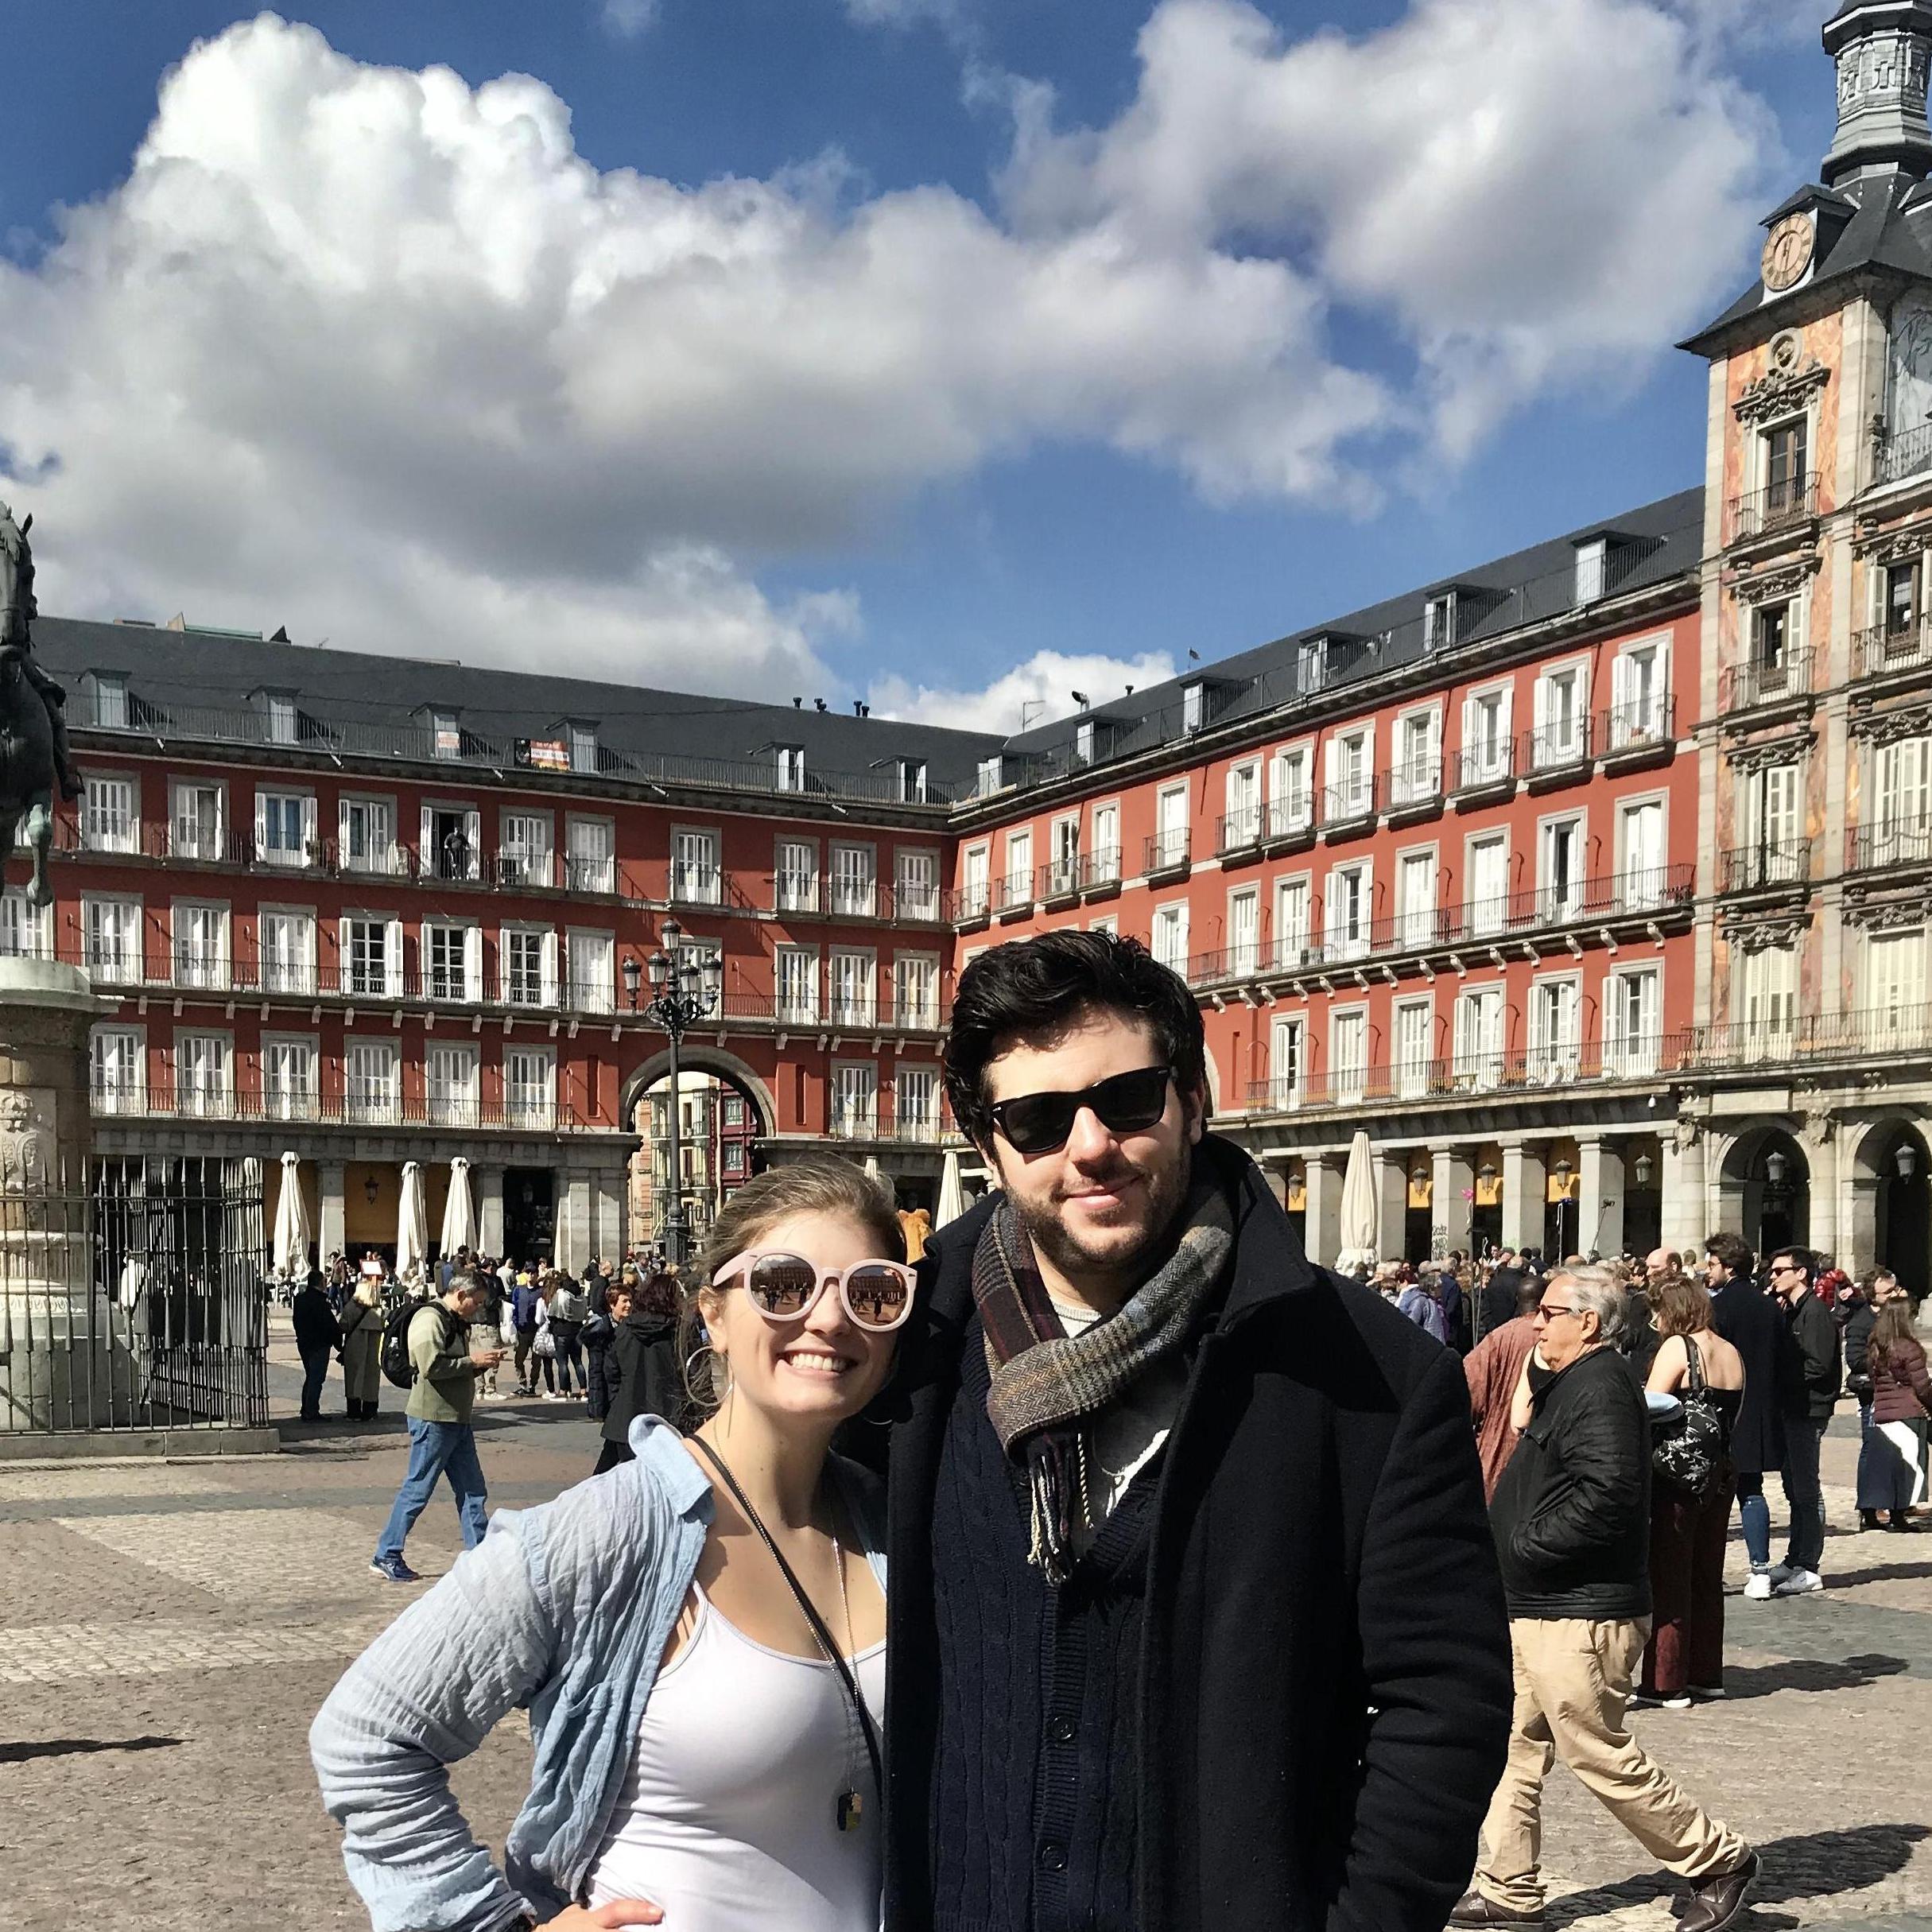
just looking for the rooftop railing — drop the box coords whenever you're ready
[66,688,960,809]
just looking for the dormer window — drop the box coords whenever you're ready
[1297,638,1328,690]
[1076,720,1096,766]
[430,709,461,759]
[92,673,129,729]
[266,694,297,745]
[776,745,806,792]
[1574,537,1608,607]
[1424,593,1456,652]
[898,758,927,802]
[1183,682,1205,732]
[977,755,1004,797]
[568,723,599,774]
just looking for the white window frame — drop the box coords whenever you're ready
[82,773,139,855]
[344,1038,401,1124]
[566,928,615,1015]
[169,777,226,863]
[340,911,404,1002]
[1325,724,1375,821]
[1464,832,1511,938]
[255,788,316,869]
[1538,812,1586,924]
[262,1033,319,1122]
[564,814,616,896]
[1391,705,1443,806]
[1606,964,1663,1076]
[1150,900,1190,973]
[1270,1014,1305,1108]
[1609,631,1672,748]
[1088,801,1122,884]
[421,919,481,1004]
[1395,846,1438,950]
[830,1060,879,1139]
[776,836,820,914]
[1454,983,1507,1092]
[502,1046,557,1129]
[829,841,879,918]
[426,1041,483,1127]
[1329,1005,1368,1105]
[173,1030,234,1119]
[1616,792,1670,908]
[91,1024,145,1115]
[256,906,317,998]
[1531,654,1590,770]
[893,951,941,1030]
[170,899,231,993]
[82,894,143,985]
[1271,743,1314,837]
[1461,682,1514,786]
[1528,973,1583,1085]
[1393,996,1434,1100]
[960,843,991,919]
[1324,859,1372,963]
[828,947,878,1029]
[1273,875,1313,968]
[1225,760,1263,847]
[895,1063,940,1141]
[774,944,819,1026]
[894,847,941,921]
[0,888,51,961]
[499,808,557,890]
[337,793,398,877]
[500,923,557,1008]
[1154,785,1190,870]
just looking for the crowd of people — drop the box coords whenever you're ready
[306,928,1922,1932]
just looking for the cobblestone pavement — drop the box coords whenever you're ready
[0,1341,1927,1930]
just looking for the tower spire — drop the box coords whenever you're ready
[1823,0,1932,184]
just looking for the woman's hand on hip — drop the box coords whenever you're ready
[539,1900,665,1928]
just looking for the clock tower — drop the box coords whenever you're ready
[1673,2,1932,1263]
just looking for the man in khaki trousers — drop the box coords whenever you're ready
[1453,1264,1756,1932]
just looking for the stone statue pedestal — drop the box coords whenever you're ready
[0,957,128,1432]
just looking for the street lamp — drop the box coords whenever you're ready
[1634,1150,1655,1188]
[1552,1155,1574,1257]
[1898,1143,1920,1181]
[637,918,722,1267]
[620,953,643,1011]
[1765,1148,1789,1186]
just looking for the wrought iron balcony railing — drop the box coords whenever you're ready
[1718,647,1814,715]
[1727,472,1820,544]
[1853,617,1932,681]
[1719,840,1812,893]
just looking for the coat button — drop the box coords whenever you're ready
[1038,1840,1068,1873]
[1047,1714,1077,1743]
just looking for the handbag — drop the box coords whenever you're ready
[533,1327,557,1360]
[1652,1336,1728,1497]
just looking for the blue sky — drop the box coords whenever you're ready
[0,1,1842,730]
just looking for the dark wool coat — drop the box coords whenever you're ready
[1709,1275,1785,1474]
[881,1135,1512,1932]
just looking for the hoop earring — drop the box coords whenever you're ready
[685,1343,731,1418]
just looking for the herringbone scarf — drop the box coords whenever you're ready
[970,1171,1234,1585]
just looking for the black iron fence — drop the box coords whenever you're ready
[0,1155,267,1436]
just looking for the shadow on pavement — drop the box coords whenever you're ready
[1825,1558,1932,1589]
[0,1736,182,1764]
[1548,1821,1932,1926]
[1720,1653,1910,1698]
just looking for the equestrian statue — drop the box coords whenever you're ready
[0,502,82,909]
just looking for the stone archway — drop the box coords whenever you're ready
[619,1048,775,1257]
[1717,1123,1810,1263]
[1851,1115,1931,1297]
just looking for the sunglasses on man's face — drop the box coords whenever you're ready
[987,1064,1176,1157]
[710,1251,918,1333]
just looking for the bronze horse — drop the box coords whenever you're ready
[0,506,58,909]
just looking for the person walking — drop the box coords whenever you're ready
[1465,1274,1547,1499]
[888,931,1511,1932]
[368,1270,505,1584]
[313,1162,914,1930]
[1865,1298,1932,1529]
[465,1257,506,1402]
[1636,1275,1745,1708]
[530,1274,561,1397]
[1851,1270,1901,1529]
[1763,1245,1842,1596]
[1455,1264,1756,1932]
[1398,1269,1453,1344]
[509,1266,541,1396]
[292,1269,342,1422]
[1704,1234,1786,1599]
[337,1274,384,1422]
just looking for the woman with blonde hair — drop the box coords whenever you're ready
[313,1158,914,1931]
[337,1272,384,1422]
[1638,1274,1745,1707]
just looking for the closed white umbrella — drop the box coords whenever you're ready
[272,1151,312,1282]
[934,1146,966,1229]
[1336,1129,1378,1271]
[396,1161,430,1289]
[863,1154,883,1182]
[440,1155,479,1259]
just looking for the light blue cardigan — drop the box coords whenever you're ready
[310,1417,888,1932]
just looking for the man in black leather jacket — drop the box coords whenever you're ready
[1454,1263,1757,1932]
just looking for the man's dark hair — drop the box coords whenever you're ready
[1516,1276,1545,1317]
[1704,1232,1753,1277]
[942,930,1207,1151]
[1770,1243,1820,1286]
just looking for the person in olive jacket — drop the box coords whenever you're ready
[1458,1263,1755,1932]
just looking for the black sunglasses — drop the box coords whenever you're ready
[988,1065,1175,1155]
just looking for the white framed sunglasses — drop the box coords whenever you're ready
[710,1250,918,1333]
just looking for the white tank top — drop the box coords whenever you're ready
[584,1584,887,1931]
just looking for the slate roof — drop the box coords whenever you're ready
[30,482,1705,807]
[32,615,1001,807]
[991,485,1705,781]
[1682,169,1932,355]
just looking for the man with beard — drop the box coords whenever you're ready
[881,930,1511,1932]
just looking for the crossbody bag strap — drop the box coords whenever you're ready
[1683,1334,1706,1399]
[685,1435,883,1797]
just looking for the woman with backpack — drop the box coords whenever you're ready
[339,1274,385,1422]
[547,1268,589,1400]
[1865,1298,1932,1530]
[1638,1274,1746,1707]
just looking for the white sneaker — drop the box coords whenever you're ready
[1742,1570,1772,1600]
[1661,1693,1693,1710]
[1772,1567,1823,1596]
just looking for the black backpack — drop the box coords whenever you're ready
[380,1298,452,1390]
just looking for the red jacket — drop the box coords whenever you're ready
[1872,1336,1932,1425]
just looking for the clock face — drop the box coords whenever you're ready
[1761,213,1816,294]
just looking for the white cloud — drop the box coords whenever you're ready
[0,5,1781,704]
[844,0,960,24]
[1001,0,1779,463]
[600,0,661,39]
[868,649,1177,735]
